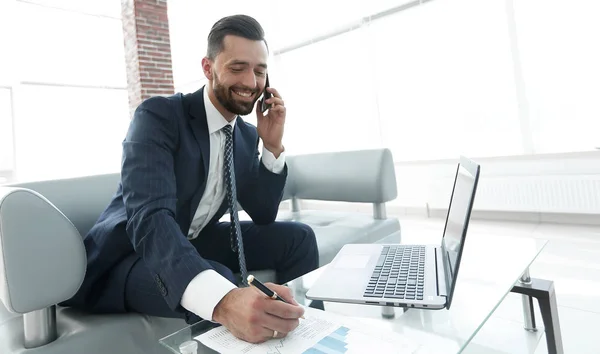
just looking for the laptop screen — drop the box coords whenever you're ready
[441,157,480,308]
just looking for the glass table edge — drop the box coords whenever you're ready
[454,238,549,351]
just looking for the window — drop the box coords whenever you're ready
[0,1,17,87]
[268,0,365,50]
[513,0,600,154]
[0,88,14,172]
[0,1,15,177]
[167,0,600,160]
[17,0,121,17]
[370,0,523,160]
[275,29,383,155]
[13,85,129,181]
[18,2,126,88]
[7,1,130,182]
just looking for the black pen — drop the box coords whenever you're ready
[247,275,305,319]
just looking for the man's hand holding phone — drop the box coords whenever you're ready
[256,76,285,158]
[260,75,272,113]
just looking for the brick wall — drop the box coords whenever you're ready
[121,0,174,117]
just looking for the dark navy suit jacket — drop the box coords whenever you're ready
[65,87,287,315]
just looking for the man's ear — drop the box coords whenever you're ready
[201,57,213,80]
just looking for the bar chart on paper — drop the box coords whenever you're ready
[301,325,415,354]
[302,326,350,354]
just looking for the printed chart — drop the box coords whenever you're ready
[302,324,417,354]
[302,326,350,354]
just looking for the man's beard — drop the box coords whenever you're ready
[212,73,259,116]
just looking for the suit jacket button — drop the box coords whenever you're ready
[158,283,168,296]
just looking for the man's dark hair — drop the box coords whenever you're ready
[207,15,268,59]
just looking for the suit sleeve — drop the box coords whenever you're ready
[237,136,288,225]
[121,97,214,313]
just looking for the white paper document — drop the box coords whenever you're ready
[195,307,420,354]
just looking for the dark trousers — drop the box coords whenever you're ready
[122,221,318,323]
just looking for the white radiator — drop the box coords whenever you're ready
[428,175,600,214]
[393,154,600,215]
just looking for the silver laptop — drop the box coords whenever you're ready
[306,156,480,310]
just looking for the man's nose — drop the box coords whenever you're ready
[240,71,257,90]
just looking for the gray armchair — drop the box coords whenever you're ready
[0,176,184,354]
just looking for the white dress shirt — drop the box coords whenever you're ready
[180,87,285,321]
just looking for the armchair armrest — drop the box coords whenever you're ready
[0,187,86,313]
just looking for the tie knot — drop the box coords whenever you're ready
[222,124,233,136]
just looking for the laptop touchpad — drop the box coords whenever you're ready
[334,255,370,269]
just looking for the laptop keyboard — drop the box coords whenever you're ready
[363,245,426,300]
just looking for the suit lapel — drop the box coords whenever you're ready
[187,87,210,177]
[186,87,210,222]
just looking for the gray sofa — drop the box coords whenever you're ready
[0,148,399,353]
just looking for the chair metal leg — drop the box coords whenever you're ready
[519,268,537,331]
[373,203,387,220]
[23,306,57,348]
[291,197,301,212]
[512,278,564,354]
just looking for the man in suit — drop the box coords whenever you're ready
[63,14,318,343]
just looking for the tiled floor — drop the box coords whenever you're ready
[396,216,600,354]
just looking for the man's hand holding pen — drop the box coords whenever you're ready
[212,278,305,344]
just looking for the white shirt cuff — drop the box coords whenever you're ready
[180,269,237,321]
[261,146,285,174]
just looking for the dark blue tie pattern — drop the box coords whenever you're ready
[222,124,248,286]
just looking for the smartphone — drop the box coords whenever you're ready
[260,75,272,113]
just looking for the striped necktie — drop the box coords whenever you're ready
[222,124,248,286]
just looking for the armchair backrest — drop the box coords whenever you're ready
[283,148,398,204]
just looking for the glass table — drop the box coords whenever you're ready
[160,234,547,353]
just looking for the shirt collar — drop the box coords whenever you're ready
[203,85,236,134]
